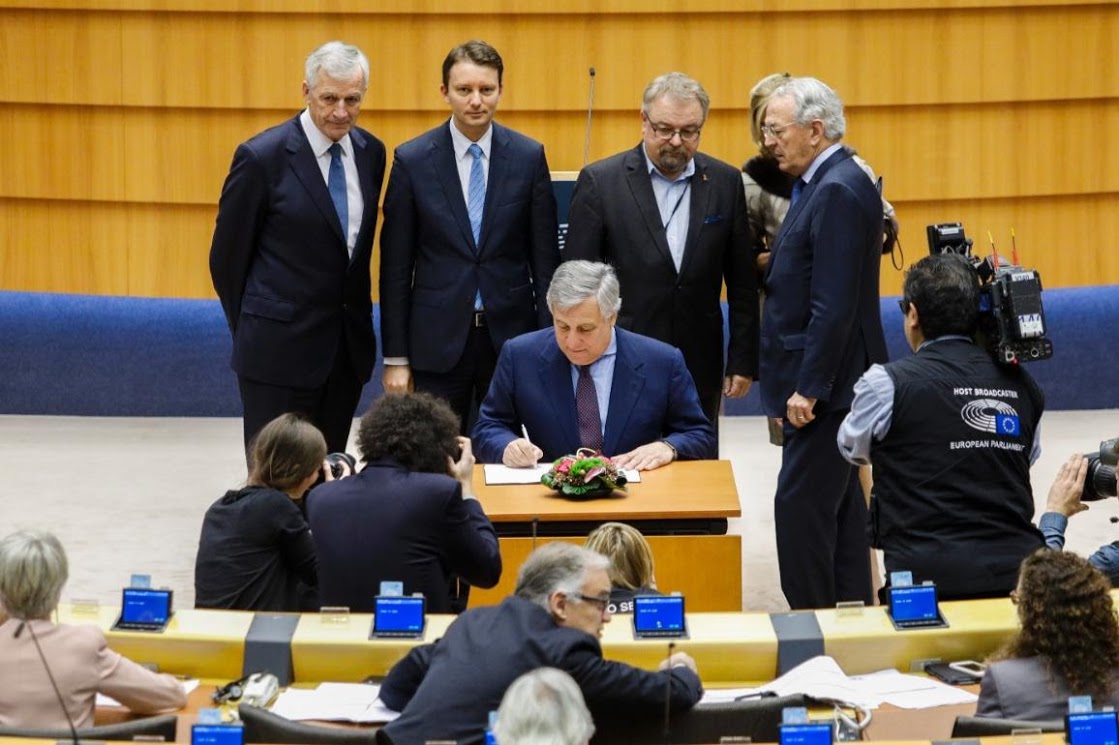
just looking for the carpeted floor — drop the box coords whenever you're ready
[2,411,1116,613]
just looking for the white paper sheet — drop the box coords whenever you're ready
[482,463,640,485]
[267,683,401,724]
[96,678,199,708]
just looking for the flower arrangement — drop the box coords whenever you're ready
[541,448,628,498]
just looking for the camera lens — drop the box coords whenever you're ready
[1083,454,1118,501]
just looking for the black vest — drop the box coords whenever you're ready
[870,338,1044,598]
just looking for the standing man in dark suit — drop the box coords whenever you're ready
[210,41,386,455]
[564,72,758,430]
[380,40,560,434]
[472,261,716,470]
[758,77,887,609]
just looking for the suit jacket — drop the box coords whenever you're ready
[379,121,560,373]
[471,327,716,464]
[305,457,501,614]
[0,619,186,728]
[378,596,703,745]
[209,115,386,387]
[976,657,1119,720]
[564,145,759,403]
[758,147,887,417]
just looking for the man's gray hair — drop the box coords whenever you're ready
[545,261,622,318]
[0,530,68,620]
[305,41,370,91]
[772,77,846,141]
[514,543,611,610]
[493,667,596,745]
[642,72,710,121]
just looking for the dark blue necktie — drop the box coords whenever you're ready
[328,142,348,236]
[790,178,806,207]
[467,143,485,246]
[576,365,603,453]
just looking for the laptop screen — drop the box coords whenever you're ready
[192,725,244,745]
[780,722,833,745]
[633,595,685,634]
[120,588,172,625]
[374,596,425,634]
[888,584,939,624]
[1068,712,1119,745]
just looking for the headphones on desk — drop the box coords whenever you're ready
[212,673,253,704]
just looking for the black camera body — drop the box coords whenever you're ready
[926,222,1053,365]
[1082,437,1119,502]
[325,452,357,479]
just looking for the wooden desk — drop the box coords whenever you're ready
[471,460,743,611]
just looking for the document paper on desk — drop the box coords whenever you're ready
[483,463,641,485]
[96,679,199,708]
[699,656,977,710]
[268,683,401,723]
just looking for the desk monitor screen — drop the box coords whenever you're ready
[1068,711,1119,745]
[632,594,687,639]
[780,722,834,745]
[371,595,426,639]
[192,724,245,745]
[887,584,947,630]
[112,587,173,632]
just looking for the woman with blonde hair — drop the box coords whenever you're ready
[977,549,1119,719]
[584,522,659,614]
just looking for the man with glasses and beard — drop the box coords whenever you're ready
[564,72,758,434]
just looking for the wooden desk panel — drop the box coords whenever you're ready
[468,535,742,612]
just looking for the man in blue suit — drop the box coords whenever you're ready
[473,261,715,471]
[380,40,560,434]
[758,77,888,609]
[210,41,386,454]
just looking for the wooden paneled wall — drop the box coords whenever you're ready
[1,0,1115,298]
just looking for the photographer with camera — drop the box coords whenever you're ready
[195,412,337,611]
[306,392,501,614]
[837,254,1052,600]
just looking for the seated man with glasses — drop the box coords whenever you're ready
[838,254,1084,601]
[377,543,702,745]
[565,71,758,432]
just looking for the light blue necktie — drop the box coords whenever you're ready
[467,143,485,246]
[790,178,806,207]
[328,142,348,238]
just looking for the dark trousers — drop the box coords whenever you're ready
[774,408,872,610]
[238,340,362,458]
[413,321,498,436]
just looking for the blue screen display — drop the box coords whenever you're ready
[889,585,939,622]
[633,595,685,632]
[120,588,172,624]
[375,596,425,633]
[1068,712,1119,745]
[192,725,244,745]
[780,722,833,745]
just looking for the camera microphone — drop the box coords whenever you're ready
[531,516,539,551]
[583,67,596,167]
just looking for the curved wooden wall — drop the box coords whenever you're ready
[1,0,1115,298]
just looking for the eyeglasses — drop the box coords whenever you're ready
[760,122,795,140]
[646,120,703,143]
[568,592,611,613]
[898,299,911,315]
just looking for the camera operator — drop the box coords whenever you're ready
[837,254,1050,600]
[306,392,502,613]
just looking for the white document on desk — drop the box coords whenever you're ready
[268,683,401,723]
[96,678,199,708]
[482,463,641,485]
[850,669,978,709]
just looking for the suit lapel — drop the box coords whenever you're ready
[429,126,477,253]
[679,154,710,277]
[768,147,850,279]
[285,119,347,245]
[351,127,375,264]
[538,342,580,453]
[603,330,645,455]
[623,146,676,270]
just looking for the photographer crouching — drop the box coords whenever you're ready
[838,254,1085,600]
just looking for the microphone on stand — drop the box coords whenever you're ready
[663,640,676,744]
[24,621,82,745]
[531,516,540,552]
[583,67,596,167]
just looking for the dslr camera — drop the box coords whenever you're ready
[1081,437,1119,502]
[926,222,1053,365]
[312,452,357,488]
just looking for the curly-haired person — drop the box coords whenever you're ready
[306,392,501,613]
[977,549,1119,719]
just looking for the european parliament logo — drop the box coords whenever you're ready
[960,398,1021,436]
